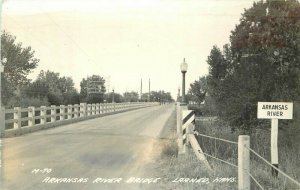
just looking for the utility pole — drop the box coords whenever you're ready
[148,79,150,102]
[140,78,142,101]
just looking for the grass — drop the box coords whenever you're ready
[195,118,300,190]
[148,110,238,190]
[150,110,300,190]
[151,134,239,190]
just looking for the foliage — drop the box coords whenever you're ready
[1,31,39,105]
[141,93,150,102]
[206,0,300,132]
[80,75,106,103]
[149,90,173,103]
[105,92,123,103]
[123,91,139,102]
[5,95,49,109]
[187,76,207,105]
[24,70,80,106]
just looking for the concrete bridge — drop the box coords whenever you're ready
[1,103,174,190]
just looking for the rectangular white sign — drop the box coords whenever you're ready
[257,102,293,119]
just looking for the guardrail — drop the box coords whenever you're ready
[3,102,158,137]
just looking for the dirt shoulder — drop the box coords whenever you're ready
[136,108,212,190]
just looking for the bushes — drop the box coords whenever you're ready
[188,103,217,117]
[4,96,50,109]
[188,104,203,116]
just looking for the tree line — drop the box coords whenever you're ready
[187,0,300,132]
[0,31,174,108]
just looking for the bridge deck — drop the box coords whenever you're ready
[2,104,174,190]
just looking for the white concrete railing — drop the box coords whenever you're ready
[4,102,158,137]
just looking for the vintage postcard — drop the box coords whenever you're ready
[1,0,300,189]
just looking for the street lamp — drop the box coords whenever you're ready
[180,58,188,104]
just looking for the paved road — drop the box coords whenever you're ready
[2,104,174,190]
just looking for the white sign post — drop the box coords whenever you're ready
[257,102,293,177]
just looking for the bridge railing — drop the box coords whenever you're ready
[3,102,158,137]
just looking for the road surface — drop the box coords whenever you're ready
[2,104,174,190]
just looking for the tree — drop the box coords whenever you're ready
[207,0,300,132]
[141,93,150,102]
[105,92,123,103]
[188,76,207,105]
[25,70,80,105]
[123,91,139,102]
[149,90,173,103]
[80,75,106,103]
[59,76,80,105]
[206,46,230,117]
[1,31,39,105]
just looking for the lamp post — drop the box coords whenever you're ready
[180,58,188,104]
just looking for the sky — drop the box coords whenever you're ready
[2,0,255,99]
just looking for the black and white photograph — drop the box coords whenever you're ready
[0,0,300,189]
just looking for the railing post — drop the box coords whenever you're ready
[91,104,95,115]
[180,104,188,155]
[99,104,103,114]
[87,104,91,116]
[104,103,107,113]
[80,103,86,117]
[177,104,183,156]
[107,103,110,113]
[177,103,181,137]
[238,135,250,190]
[185,122,194,157]
[68,105,72,119]
[74,104,79,118]
[51,105,56,122]
[28,106,35,127]
[96,103,100,115]
[40,106,46,124]
[13,107,21,129]
[60,105,65,121]
[0,107,5,137]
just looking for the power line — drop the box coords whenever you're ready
[4,16,59,58]
[42,12,101,68]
